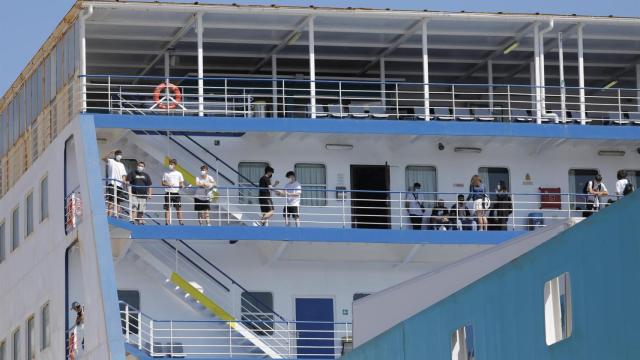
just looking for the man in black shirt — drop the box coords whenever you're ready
[126,161,152,224]
[255,166,279,226]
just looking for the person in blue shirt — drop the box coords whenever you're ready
[467,175,488,231]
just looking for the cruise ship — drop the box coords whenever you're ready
[1,1,639,359]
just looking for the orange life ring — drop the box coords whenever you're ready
[153,82,182,110]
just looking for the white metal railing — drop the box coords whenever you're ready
[105,180,618,231]
[83,75,640,125]
[65,187,83,233]
[119,302,352,358]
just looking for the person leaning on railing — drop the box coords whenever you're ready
[102,149,128,217]
[584,174,608,217]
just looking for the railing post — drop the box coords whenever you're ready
[137,312,142,350]
[339,81,343,118]
[507,85,512,123]
[150,320,154,357]
[567,193,572,218]
[107,76,112,113]
[168,192,172,225]
[342,195,346,228]
[229,325,233,357]
[113,183,118,217]
[226,188,231,225]
[128,186,133,222]
[170,320,174,356]
[395,83,399,119]
[125,304,130,343]
[399,192,403,229]
[618,88,623,124]
[224,79,229,116]
[451,84,456,119]
[511,194,517,231]
[282,80,287,118]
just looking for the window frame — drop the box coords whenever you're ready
[40,176,49,223]
[25,191,34,238]
[26,315,35,360]
[237,161,270,204]
[294,163,327,207]
[405,165,438,206]
[568,168,599,210]
[450,324,475,360]
[11,206,19,252]
[40,302,50,351]
[11,327,20,360]
[544,272,573,346]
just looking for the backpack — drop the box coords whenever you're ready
[623,180,635,196]
[582,181,591,194]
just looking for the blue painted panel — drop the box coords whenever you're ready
[344,193,640,360]
[296,298,335,359]
[91,114,640,141]
[108,217,521,245]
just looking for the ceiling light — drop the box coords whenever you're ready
[325,144,353,151]
[454,147,482,154]
[503,41,520,54]
[603,80,618,89]
[598,150,625,157]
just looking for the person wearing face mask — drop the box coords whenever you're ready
[162,159,185,225]
[404,182,425,230]
[126,161,152,225]
[195,165,217,226]
[102,149,128,217]
[281,171,302,227]
[254,166,279,226]
[492,180,512,231]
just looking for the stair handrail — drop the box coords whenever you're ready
[165,134,237,185]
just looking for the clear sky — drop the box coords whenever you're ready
[1,0,638,95]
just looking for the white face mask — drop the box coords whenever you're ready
[136,166,144,172]
[115,154,122,161]
[201,170,207,176]
[169,164,175,170]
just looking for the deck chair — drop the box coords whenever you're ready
[413,106,430,120]
[454,107,475,121]
[433,107,454,121]
[607,112,629,125]
[370,105,390,119]
[348,105,369,118]
[327,104,347,118]
[511,109,532,122]
[307,104,328,118]
[474,108,495,122]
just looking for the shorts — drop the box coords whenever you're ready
[131,196,147,212]
[473,199,484,213]
[194,198,211,211]
[105,185,126,203]
[259,197,274,213]
[283,205,300,219]
[163,193,182,210]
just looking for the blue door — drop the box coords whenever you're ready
[295,298,334,359]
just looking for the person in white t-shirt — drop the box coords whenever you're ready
[615,170,630,199]
[586,174,608,216]
[195,165,217,226]
[281,171,302,227]
[405,182,425,230]
[162,159,185,225]
[102,149,128,217]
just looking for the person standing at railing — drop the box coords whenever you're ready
[615,170,634,199]
[467,175,488,231]
[493,181,513,231]
[162,159,185,225]
[405,182,425,230]
[195,165,217,226]
[281,171,302,227]
[254,166,279,227]
[71,302,85,351]
[103,149,128,217]
[585,174,608,217]
[126,161,152,225]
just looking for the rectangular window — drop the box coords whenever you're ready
[238,162,269,204]
[241,291,274,336]
[451,325,475,360]
[41,303,50,350]
[26,192,34,237]
[27,316,35,360]
[40,177,49,222]
[545,272,572,345]
[405,166,437,206]
[0,222,5,263]
[295,163,327,206]
[478,167,510,198]
[11,328,20,360]
[11,207,19,252]
[569,169,598,210]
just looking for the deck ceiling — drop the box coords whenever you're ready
[85,2,640,88]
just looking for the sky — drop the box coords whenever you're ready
[1,0,639,96]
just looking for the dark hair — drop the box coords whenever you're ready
[169,158,177,165]
[286,171,295,178]
[617,170,627,180]
[201,165,208,171]
[114,149,123,156]
[595,174,603,182]
[498,180,508,192]
[265,166,274,174]
[457,194,465,201]
[413,182,421,189]
[137,161,145,166]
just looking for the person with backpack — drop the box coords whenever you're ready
[405,182,425,230]
[585,174,608,217]
[467,175,488,231]
[493,180,513,231]
[615,170,634,199]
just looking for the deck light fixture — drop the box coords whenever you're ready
[325,144,353,151]
[603,80,618,89]
[503,41,520,54]
[598,150,625,157]
[454,147,482,154]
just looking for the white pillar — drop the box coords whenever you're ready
[530,62,536,110]
[558,32,566,123]
[636,64,640,115]
[533,23,542,124]
[164,53,170,79]
[488,59,493,111]
[272,55,278,118]
[380,57,386,106]
[421,20,430,120]
[196,13,204,117]
[539,32,547,116]
[79,6,93,112]
[308,17,316,119]
[577,24,586,125]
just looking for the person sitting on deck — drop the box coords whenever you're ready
[429,199,450,231]
[450,194,473,231]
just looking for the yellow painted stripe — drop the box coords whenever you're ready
[170,272,237,326]
[163,156,196,186]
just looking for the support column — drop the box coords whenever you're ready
[380,57,386,106]
[196,13,204,117]
[539,31,547,116]
[488,60,493,111]
[558,32,567,123]
[272,55,278,118]
[308,17,316,119]
[533,23,542,124]
[421,20,430,120]
[577,24,586,125]
[164,53,171,107]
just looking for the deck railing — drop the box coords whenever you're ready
[83,74,640,125]
[104,180,618,231]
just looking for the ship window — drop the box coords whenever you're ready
[238,162,269,204]
[450,324,475,360]
[241,291,274,336]
[118,290,141,336]
[26,192,34,237]
[27,316,35,360]
[41,302,50,350]
[295,163,327,206]
[569,169,598,211]
[544,272,572,345]
[0,221,5,263]
[11,327,20,360]
[11,207,19,252]
[405,166,437,206]
[40,176,49,222]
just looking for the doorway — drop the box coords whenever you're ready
[350,165,390,229]
[295,298,335,359]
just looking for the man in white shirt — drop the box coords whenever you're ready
[281,171,302,227]
[615,170,631,199]
[162,159,185,225]
[103,149,128,217]
[586,174,608,216]
[405,182,425,230]
[195,165,217,226]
